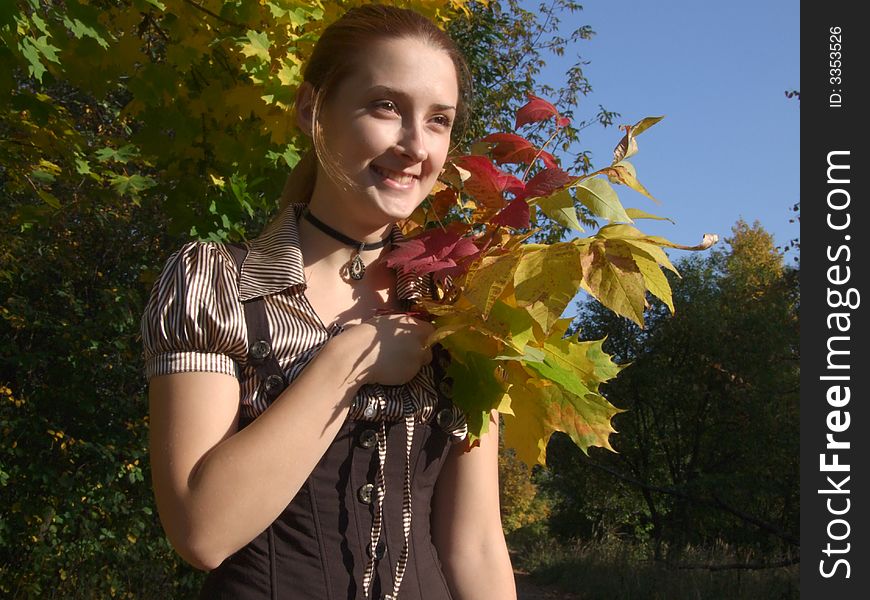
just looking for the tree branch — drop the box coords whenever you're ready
[579,455,800,547]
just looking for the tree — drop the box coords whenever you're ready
[541,220,799,563]
[2,2,476,596]
[2,1,631,596]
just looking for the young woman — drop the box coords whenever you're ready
[141,5,517,599]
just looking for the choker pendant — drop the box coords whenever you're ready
[301,206,391,282]
[348,241,367,280]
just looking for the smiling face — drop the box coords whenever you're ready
[310,36,459,225]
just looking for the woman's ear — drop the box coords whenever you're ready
[295,81,315,137]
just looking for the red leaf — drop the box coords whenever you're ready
[516,167,576,201]
[452,155,525,208]
[491,198,530,229]
[540,150,559,169]
[383,227,480,276]
[515,93,570,129]
[481,133,559,170]
[481,133,536,165]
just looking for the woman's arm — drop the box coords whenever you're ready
[431,410,517,600]
[149,330,368,571]
[149,310,434,572]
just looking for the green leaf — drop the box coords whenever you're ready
[574,176,632,223]
[448,351,506,442]
[527,333,622,399]
[109,173,156,198]
[577,239,647,326]
[95,145,139,164]
[536,189,584,232]
[30,13,51,35]
[630,115,664,137]
[240,30,271,62]
[19,37,48,81]
[625,207,674,223]
[620,241,674,312]
[30,169,56,184]
[602,160,658,204]
[63,16,110,49]
[37,189,61,209]
[622,238,679,275]
[74,157,92,175]
[503,335,625,466]
[513,243,582,333]
[487,300,538,353]
[463,252,521,319]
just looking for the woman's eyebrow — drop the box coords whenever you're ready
[368,85,456,111]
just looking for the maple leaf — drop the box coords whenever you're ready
[452,155,525,209]
[445,351,508,443]
[382,225,480,278]
[515,93,571,129]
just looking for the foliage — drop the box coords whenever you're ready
[0,193,197,597]
[540,220,799,560]
[385,100,715,463]
[1,0,474,241]
[498,442,550,534]
[0,1,479,597]
[0,0,713,596]
[448,0,618,170]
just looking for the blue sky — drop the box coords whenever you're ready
[521,0,800,267]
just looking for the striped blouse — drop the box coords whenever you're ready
[140,201,467,436]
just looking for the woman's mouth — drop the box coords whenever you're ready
[370,164,419,189]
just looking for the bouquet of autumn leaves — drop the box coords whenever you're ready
[381,94,717,467]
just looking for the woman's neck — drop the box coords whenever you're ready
[297,200,393,278]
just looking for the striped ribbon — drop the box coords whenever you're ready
[361,387,417,600]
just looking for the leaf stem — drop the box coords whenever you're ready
[521,127,560,182]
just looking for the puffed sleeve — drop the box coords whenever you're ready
[141,241,248,381]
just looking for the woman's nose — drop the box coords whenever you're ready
[396,122,428,162]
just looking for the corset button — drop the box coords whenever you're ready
[436,408,453,429]
[263,374,284,395]
[438,377,454,398]
[358,428,378,449]
[249,339,271,361]
[367,538,386,559]
[358,483,374,504]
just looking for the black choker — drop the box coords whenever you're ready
[301,206,391,281]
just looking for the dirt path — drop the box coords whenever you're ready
[515,570,580,600]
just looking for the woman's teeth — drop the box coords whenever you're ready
[373,165,416,184]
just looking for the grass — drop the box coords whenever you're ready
[509,529,799,600]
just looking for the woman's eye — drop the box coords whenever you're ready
[374,100,397,112]
[433,115,452,128]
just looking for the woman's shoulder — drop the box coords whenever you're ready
[163,239,240,274]
[142,240,249,378]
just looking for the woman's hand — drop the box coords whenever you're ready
[339,312,435,386]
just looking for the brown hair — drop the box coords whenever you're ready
[280,4,472,208]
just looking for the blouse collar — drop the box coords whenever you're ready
[237,202,428,302]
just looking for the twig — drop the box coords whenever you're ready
[181,0,246,30]
[579,455,800,547]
